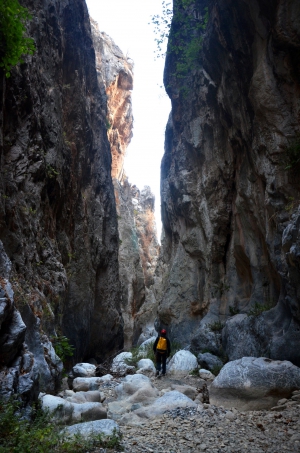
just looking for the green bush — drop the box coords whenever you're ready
[283,135,300,170]
[0,0,35,77]
[151,0,208,82]
[248,301,273,317]
[208,320,224,332]
[0,399,123,452]
[50,335,75,363]
[229,305,240,316]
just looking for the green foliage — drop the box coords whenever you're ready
[46,164,59,178]
[151,1,209,82]
[283,135,300,170]
[208,320,224,332]
[248,301,273,317]
[0,399,123,452]
[229,305,240,316]
[0,0,35,77]
[189,367,199,376]
[211,364,223,376]
[50,335,75,363]
[212,282,230,297]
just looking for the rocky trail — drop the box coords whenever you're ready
[54,369,300,453]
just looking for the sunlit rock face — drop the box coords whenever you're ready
[159,0,300,364]
[0,0,123,371]
[90,19,133,180]
[90,22,159,348]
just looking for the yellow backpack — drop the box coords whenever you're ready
[156,336,167,353]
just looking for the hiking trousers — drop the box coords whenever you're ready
[156,352,167,374]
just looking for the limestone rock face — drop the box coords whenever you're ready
[0,0,123,370]
[90,21,159,348]
[0,241,45,402]
[158,0,300,363]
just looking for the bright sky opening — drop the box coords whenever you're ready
[85,0,171,240]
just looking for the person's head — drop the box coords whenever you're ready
[161,329,167,336]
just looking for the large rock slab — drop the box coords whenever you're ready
[168,350,198,374]
[41,394,107,424]
[72,363,96,378]
[197,352,223,372]
[115,374,158,400]
[63,419,120,439]
[72,374,113,392]
[111,352,135,375]
[136,358,156,373]
[210,357,300,410]
[134,390,197,418]
[108,374,159,420]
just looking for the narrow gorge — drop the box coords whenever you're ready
[0,0,300,447]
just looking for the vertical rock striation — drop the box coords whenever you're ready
[90,22,159,347]
[0,0,123,390]
[159,0,300,364]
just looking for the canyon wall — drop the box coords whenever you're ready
[90,22,159,348]
[158,0,300,364]
[0,0,124,398]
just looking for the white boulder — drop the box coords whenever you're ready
[63,419,119,439]
[111,352,135,375]
[134,390,197,418]
[41,394,107,424]
[168,350,198,374]
[199,369,215,380]
[72,363,96,378]
[137,358,156,373]
[72,374,113,392]
[210,357,300,410]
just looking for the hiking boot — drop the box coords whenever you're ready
[155,370,160,377]
[162,373,166,377]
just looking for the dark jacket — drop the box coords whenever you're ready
[153,335,171,356]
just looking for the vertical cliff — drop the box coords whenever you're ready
[0,0,124,396]
[90,20,160,348]
[159,0,300,364]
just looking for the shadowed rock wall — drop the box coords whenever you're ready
[0,0,123,384]
[159,0,300,364]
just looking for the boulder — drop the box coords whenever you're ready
[210,357,300,410]
[139,337,156,350]
[170,384,198,400]
[134,390,197,418]
[64,390,105,403]
[136,358,156,373]
[72,363,96,378]
[199,369,215,380]
[111,352,135,375]
[197,352,223,372]
[115,374,157,400]
[41,394,107,424]
[72,374,113,392]
[108,374,158,420]
[168,350,198,374]
[63,419,120,439]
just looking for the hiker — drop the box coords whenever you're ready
[153,329,171,376]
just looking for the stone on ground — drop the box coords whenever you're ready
[72,363,96,378]
[72,374,113,392]
[111,352,135,375]
[136,358,156,373]
[199,369,215,380]
[134,390,197,418]
[197,352,223,371]
[168,350,198,373]
[41,394,107,424]
[63,419,119,439]
[210,356,300,410]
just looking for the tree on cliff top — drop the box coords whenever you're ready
[0,0,35,77]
